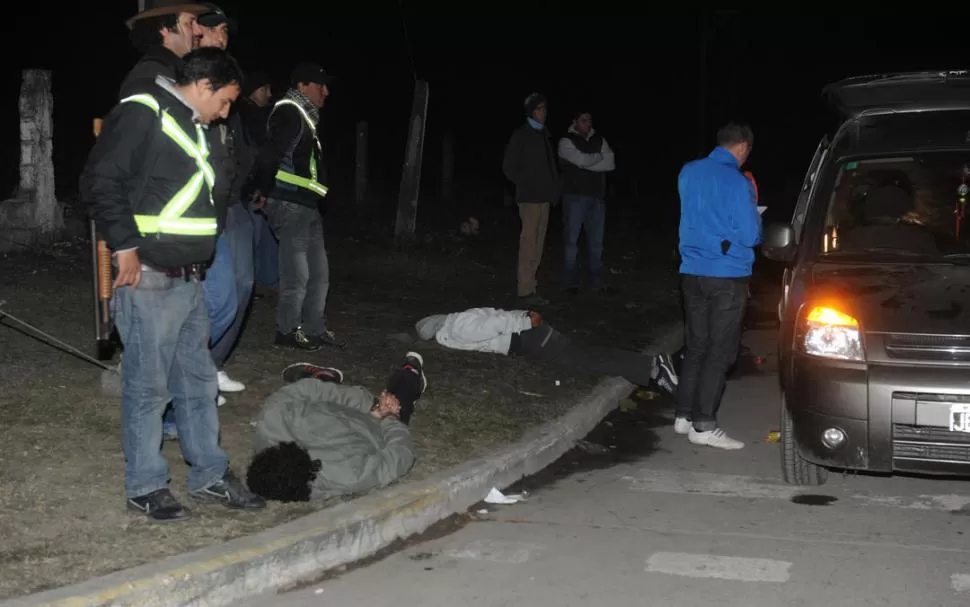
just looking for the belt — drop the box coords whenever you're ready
[140,263,207,281]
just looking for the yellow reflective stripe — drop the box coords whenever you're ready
[134,215,218,235]
[119,93,217,237]
[275,170,329,197]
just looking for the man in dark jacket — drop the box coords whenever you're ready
[238,70,279,296]
[246,353,427,502]
[196,3,255,397]
[502,93,560,306]
[557,109,615,293]
[675,122,762,450]
[81,48,265,521]
[252,62,343,352]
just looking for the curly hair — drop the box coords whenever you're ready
[246,442,322,502]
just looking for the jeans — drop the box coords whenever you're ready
[203,233,237,346]
[562,195,606,289]
[265,198,330,336]
[512,324,655,387]
[114,269,228,498]
[675,274,749,431]
[210,203,255,369]
[252,206,279,290]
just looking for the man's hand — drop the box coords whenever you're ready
[250,190,267,210]
[113,249,142,290]
[528,311,543,328]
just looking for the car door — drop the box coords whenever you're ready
[779,136,830,323]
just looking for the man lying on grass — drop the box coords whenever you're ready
[246,352,427,502]
[415,308,679,393]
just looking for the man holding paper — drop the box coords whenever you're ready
[674,122,763,450]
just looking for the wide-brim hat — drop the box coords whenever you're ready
[125,1,210,30]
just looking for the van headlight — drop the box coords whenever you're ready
[797,306,864,361]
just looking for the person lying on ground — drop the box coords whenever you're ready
[414,308,678,393]
[246,352,427,502]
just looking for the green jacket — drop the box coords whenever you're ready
[254,379,415,500]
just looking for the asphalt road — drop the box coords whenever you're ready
[246,328,970,607]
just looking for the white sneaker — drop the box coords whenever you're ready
[674,417,692,435]
[688,427,744,450]
[217,371,245,393]
[217,395,226,407]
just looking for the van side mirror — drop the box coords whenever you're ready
[762,223,797,263]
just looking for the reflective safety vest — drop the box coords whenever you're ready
[120,94,218,236]
[271,99,329,198]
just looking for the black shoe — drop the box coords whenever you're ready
[275,327,320,351]
[189,470,267,509]
[311,329,347,350]
[387,352,428,425]
[404,351,428,393]
[654,352,679,395]
[281,362,344,384]
[127,488,192,522]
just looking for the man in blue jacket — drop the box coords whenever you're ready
[675,122,762,450]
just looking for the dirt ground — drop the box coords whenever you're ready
[0,201,683,600]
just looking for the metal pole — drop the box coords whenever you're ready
[698,10,708,157]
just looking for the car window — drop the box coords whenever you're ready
[818,152,970,260]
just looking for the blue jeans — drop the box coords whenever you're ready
[252,206,279,290]
[265,198,330,336]
[562,194,606,289]
[114,269,228,497]
[204,233,237,346]
[210,203,254,369]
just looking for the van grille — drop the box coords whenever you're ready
[884,334,970,362]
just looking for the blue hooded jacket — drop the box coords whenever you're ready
[678,146,763,278]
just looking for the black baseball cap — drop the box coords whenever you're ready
[197,3,238,34]
[290,62,332,88]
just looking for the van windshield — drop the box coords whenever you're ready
[818,152,970,261]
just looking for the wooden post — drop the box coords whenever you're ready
[394,80,429,244]
[441,133,454,202]
[355,120,368,206]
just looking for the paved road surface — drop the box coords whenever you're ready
[247,329,970,606]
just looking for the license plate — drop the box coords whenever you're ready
[949,404,970,433]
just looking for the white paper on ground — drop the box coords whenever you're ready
[484,487,525,505]
[757,205,767,215]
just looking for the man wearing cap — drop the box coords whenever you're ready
[502,93,560,307]
[120,0,208,99]
[252,62,343,352]
[238,70,280,297]
[195,2,255,399]
[557,109,615,294]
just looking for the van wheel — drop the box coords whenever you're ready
[781,394,828,486]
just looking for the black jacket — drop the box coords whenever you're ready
[81,82,217,268]
[502,122,561,204]
[119,47,181,100]
[252,101,326,210]
[119,48,236,226]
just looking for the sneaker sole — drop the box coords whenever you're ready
[687,434,745,450]
[404,351,428,392]
[218,382,246,393]
[280,363,344,384]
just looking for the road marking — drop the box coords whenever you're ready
[622,469,802,501]
[621,468,970,512]
[445,540,545,564]
[645,552,791,583]
[952,574,970,592]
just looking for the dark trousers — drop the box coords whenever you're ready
[676,274,748,431]
[511,324,654,387]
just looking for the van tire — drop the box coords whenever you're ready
[781,394,828,486]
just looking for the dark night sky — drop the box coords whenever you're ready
[0,7,967,224]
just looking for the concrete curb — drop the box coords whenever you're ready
[5,323,683,607]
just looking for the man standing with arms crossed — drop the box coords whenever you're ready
[674,122,762,450]
[82,48,265,521]
[557,108,615,294]
[502,93,560,307]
